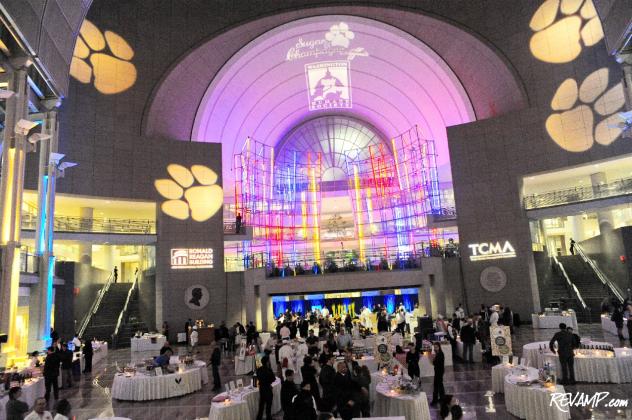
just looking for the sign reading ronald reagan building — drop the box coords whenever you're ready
[468,241,516,261]
[170,248,214,269]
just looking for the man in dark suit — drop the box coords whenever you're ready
[43,346,61,402]
[549,323,577,385]
[460,318,477,363]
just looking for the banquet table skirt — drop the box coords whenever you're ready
[234,355,255,375]
[242,378,282,417]
[545,351,632,383]
[614,349,632,383]
[373,383,430,420]
[504,379,569,420]
[111,368,201,400]
[491,364,513,393]
[455,339,482,362]
[0,378,45,420]
[131,335,166,352]
[601,316,629,339]
[209,400,250,420]
[532,313,578,330]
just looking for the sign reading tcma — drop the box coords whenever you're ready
[171,248,213,269]
[468,241,516,261]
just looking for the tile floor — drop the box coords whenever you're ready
[47,324,632,419]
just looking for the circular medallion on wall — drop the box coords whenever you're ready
[480,266,507,293]
[184,284,210,310]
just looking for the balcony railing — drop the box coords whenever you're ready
[22,215,156,234]
[523,176,632,210]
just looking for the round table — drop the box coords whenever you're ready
[111,367,201,400]
[544,348,632,383]
[504,368,569,420]
[0,378,45,420]
[208,378,281,420]
[491,363,516,393]
[131,335,166,352]
[373,382,430,420]
[522,340,612,368]
[169,357,209,384]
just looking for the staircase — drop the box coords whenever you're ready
[82,283,132,343]
[557,255,611,322]
[114,289,147,347]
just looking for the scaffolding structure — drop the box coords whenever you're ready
[232,125,444,271]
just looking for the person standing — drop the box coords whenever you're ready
[210,347,222,391]
[569,238,576,255]
[626,302,632,346]
[300,356,320,407]
[291,381,318,420]
[406,342,421,380]
[281,369,298,420]
[549,322,576,385]
[611,304,625,340]
[489,306,499,327]
[235,213,242,234]
[5,387,29,420]
[430,342,445,406]
[113,266,118,283]
[53,399,71,420]
[59,343,73,388]
[256,356,276,420]
[319,354,337,411]
[43,347,60,403]
[334,362,360,420]
[24,398,53,420]
[189,326,199,353]
[460,318,476,364]
[82,338,93,374]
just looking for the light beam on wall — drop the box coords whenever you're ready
[155,164,223,222]
[70,20,137,94]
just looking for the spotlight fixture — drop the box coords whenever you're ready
[57,161,77,178]
[28,133,51,144]
[15,119,40,136]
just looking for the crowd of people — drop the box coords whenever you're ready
[4,330,93,420]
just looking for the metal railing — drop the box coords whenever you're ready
[112,274,138,348]
[523,176,632,210]
[575,243,624,303]
[78,273,114,338]
[430,207,457,221]
[21,214,155,234]
[553,255,589,312]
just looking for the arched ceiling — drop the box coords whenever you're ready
[144,7,528,189]
[193,15,474,184]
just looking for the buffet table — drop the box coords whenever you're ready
[131,334,166,352]
[111,367,201,400]
[0,378,45,420]
[234,355,255,375]
[601,315,629,339]
[455,339,482,362]
[532,312,578,330]
[373,382,431,420]
[504,367,569,420]
[208,378,282,420]
[544,348,632,383]
[522,340,613,369]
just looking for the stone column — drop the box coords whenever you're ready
[568,215,587,243]
[78,207,93,264]
[0,69,30,364]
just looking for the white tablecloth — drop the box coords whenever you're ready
[373,383,430,420]
[234,355,255,375]
[601,316,629,339]
[0,378,45,420]
[111,367,201,400]
[208,378,281,420]
[532,313,577,330]
[357,356,378,372]
[91,341,109,366]
[504,370,569,420]
[491,363,516,393]
[455,339,482,362]
[522,341,612,368]
[131,335,166,352]
[544,348,632,383]
[170,357,209,384]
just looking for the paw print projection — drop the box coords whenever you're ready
[325,22,355,48]
[154,164,223,222]
[70,20,137,94]
[529,0,604,63]
[546,68,625,152]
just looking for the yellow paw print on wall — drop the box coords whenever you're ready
[530,0,604,63]
[70,20,137,94]
[546,68,625,152]
[155,164,224,222]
